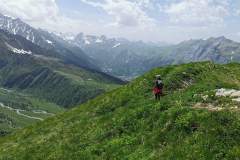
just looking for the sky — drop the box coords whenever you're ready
[0,0,240,43]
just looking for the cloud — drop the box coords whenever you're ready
[0,0,238,43]
[0,0,89,33]
[0,0,59,21]
[81,0,155,28]
[164,0,230,26]
[236,9,240,16]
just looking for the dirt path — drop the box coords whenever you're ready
[16,110,44,121]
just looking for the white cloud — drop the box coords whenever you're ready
[164,0,230,26]
[0,0,89,33]
[0,0,59,21]
[81,0,155,28]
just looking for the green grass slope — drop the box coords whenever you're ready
[1,62,240,159]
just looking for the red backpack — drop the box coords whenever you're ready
[153,87,161,94]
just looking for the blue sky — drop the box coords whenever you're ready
[1,0,240,43]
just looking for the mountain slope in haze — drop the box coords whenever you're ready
[0,29,124,108]
[148,36,240,68]
[0,14,97,70]
[72,33,164,80]
[1,62,240,159]
[72,33,240,80]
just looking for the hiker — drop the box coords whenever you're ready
[153,75,164,100]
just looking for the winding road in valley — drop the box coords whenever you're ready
[0,103,54,121]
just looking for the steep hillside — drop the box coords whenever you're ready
[1,62,240,159]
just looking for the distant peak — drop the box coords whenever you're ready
[218,36,226,39]
[207,36,229,42]
[215,36,228,41]
[0,13,17,20]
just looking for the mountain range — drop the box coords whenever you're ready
[66,33,240,80]
[71,33,165,80]
[3,13,240,81]
[0,13,97,70]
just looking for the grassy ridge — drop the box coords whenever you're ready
[1,62,240,159]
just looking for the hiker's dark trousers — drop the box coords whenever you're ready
[155,93,160,100]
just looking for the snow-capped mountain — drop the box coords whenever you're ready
[71,33,164,79]
[70,32,240,80]
[53,32,76,41]
[73,33,113,46]
[3,13,240,80]
[0,29,60,58]
[0,14,97,70]
[0,13,53,48]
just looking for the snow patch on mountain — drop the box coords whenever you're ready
[46,40,53,44]
[5,43,32,55]
[11,47,32,55]
[112,43,121,48]
[66,36,75,41]
[84,38,91,45]
[3,14,16,20]
[53,32,75,41]
[96,39,103,43]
